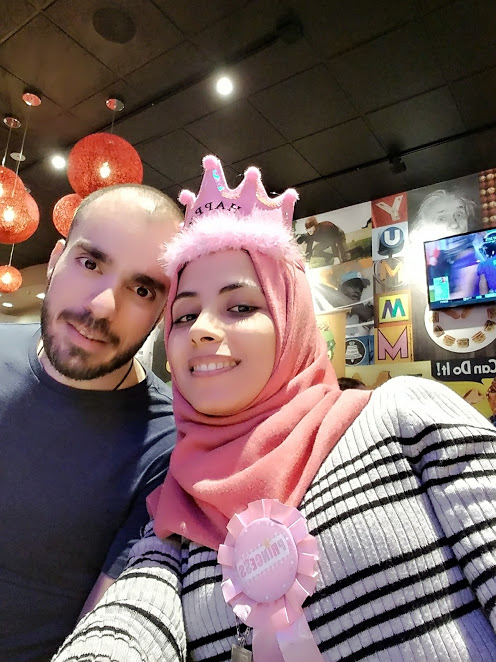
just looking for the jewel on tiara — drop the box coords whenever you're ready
[178,155,298,230]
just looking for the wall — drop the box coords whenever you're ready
[293,167,496,421]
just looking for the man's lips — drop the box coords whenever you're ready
[67,321,108,344]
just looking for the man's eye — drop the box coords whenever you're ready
[79,258,97,270]
[135,286,154,300]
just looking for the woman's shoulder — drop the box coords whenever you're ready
[362,375,494,438]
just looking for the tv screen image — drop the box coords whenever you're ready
[424,228,496,311]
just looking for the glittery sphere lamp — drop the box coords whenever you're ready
[13,191,40,243]
[0,265,22,293]
[67,133,143,198]
[52,193,82,237]
[0,198,32,244]
[0,165,25,203]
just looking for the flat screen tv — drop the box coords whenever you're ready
[424,228,496,310]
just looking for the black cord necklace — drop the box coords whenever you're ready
[113,360,134,391]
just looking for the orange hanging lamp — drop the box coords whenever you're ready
[52,193,82,237]
[0,264,22,293]
[67,132,143,198]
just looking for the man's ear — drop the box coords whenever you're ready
[47,239,66,278]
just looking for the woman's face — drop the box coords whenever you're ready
[168,250,276,416]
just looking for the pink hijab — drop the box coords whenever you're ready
[148,247,370,550]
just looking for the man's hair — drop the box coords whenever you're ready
[337,377,365,391]
[67,183,183,241]
[305,216,318,230]
[415,189,476,228]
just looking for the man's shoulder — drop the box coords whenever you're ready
[0,323,38,351]
[145,370,173,404]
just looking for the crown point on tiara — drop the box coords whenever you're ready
[203,154,220,171]
[178,155,298,229]
[178,190,195,206]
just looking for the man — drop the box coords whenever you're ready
[0,184,182,661]
[296,216,347,264]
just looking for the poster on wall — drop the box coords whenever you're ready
[345,361,432,390]
[431,357,496,421]
[405,172,496,362]
[316,310,346,377]
[294,202,372,270]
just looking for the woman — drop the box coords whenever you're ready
[53,157,496,662]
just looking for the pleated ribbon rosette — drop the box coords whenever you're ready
[218,499,323,662]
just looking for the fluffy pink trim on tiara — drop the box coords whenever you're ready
[163,211,303,277]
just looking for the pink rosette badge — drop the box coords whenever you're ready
[218,498,323,662]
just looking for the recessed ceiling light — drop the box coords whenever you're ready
[216,76,234,96]
[51,155,66,169]
[36,292,45,300]
[10,152,26,162]
[2,302,13,308]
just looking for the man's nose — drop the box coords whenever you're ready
[88,287,117,319]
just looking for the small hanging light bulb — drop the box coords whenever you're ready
[3,206,15,224]
[1,271,12,284]
[99,161,111,179]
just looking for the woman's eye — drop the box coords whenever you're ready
[173,313,197,324]
[135,285,154,300]
[229,304,257,314]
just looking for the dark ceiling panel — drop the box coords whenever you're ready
[45,0,183,77]
[137,129,208,182]
[0,0,36,41]
[186,99,286,164]
[293,179,347,219]
[425,0,496,81]
[329,21,444,114]
[472,128,496,174]
[452,66,496,130]
[233,36,319,97]
[233,145,319,193]
[251,64,356,141]
[0,15,116,108]
[116,77,233,146]
[294,119,386,176]
[125,41,211,100]
[402,136,483,190]
[152,0,247,35]
[330,161,409,205]
[141,163,173,190]
[190,0,287,59]
[70,80,143,130]
[366,86,465,152]
[288,0,417,59]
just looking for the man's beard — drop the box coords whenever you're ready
[40,298,152,382]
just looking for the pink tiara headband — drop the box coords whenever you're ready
[163,155,302,276]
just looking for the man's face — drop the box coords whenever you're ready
[341,279,364,302]
[429,195,468,232]
[41,193,178,385]
[307,225,316,236]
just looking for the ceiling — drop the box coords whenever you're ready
[1,0,496,277]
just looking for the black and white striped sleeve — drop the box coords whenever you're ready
[52,522,186,662]
[394,377,496,633]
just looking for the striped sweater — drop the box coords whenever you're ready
[52,377,496,661]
